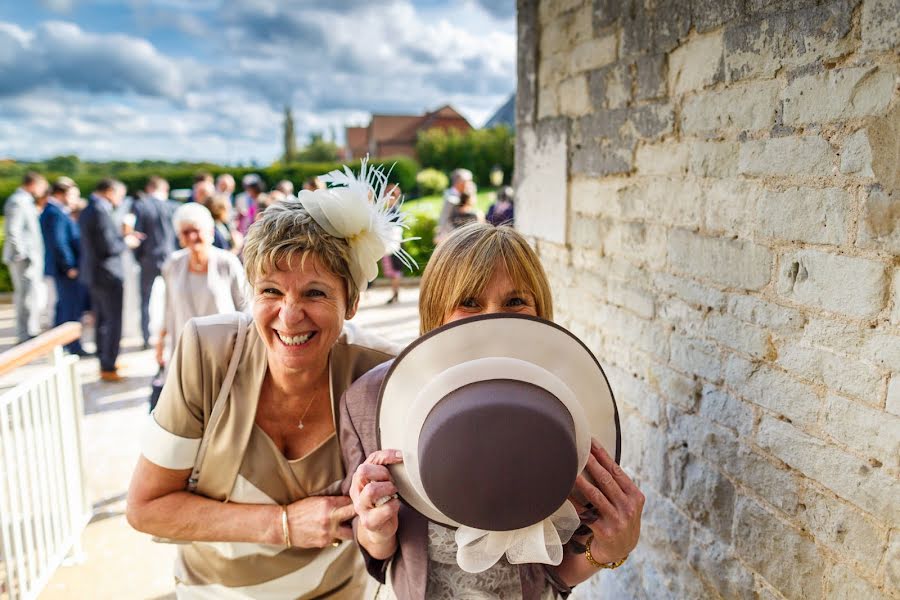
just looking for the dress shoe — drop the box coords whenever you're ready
[100,370,124,383]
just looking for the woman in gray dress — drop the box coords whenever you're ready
[155,202,248,367]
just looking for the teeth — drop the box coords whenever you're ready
[277,332,313,346]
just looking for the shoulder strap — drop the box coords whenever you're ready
[187,315,249,493]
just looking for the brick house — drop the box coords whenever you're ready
[516,0,899,598]
[345,105,473,160]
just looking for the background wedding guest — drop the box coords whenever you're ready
[3,171,47,343]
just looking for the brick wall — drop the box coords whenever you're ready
[515,0,899,598]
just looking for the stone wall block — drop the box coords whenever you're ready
[668,229,773,290]
[517,119,569,243]
[698,383,756,436]
[885,530,900,591]
[641,486,693,557]
[781,66,896,126]
[682,81,780,133]
[754,187,851,245]
[559,75,592,116]
[688,524,757,600]
[569,177,625,218]
[670,453,736,542]
[756,416,900,523]
[733,496,826,599]
[620,178,704,227]
[592,0,631,29]
[668,31,724,96]
[738,136,835,177]
[704,179,761,237]
[858,186,900,253]
[776,249,887,318]
[825,563,882,599]
[630,102,675,140]
[537,85,560,119]
[798,486,889,575]
[723,0,854,82]
[705,313,774,360]
[635,53,668,100]
[654,272,727,311]
[571,140,636,177]
[692,0,743,32]
[839,129,875,177]
[776,342,883,403]
[726,294,807,333]
[888,374,900,417]
[645,359,700,409]
[724,354,821,426]
[516,0,539,128]
[690,141,740,177]
[635,141,690,176]
[821,394,899,469]
[669,333,723,381]
[570,33,617,74]
[861,0,900,53]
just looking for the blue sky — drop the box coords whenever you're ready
[0,0,515,164]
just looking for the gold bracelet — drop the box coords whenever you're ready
[281,505,291,549]
[584,534,627,569]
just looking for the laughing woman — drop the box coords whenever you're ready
[127,164,406,599]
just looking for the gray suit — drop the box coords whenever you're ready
[3,187,45,341]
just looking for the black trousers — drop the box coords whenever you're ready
[53,275,87,353]
[138,265,160,345]
[90,281,123,372]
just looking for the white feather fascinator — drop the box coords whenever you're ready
[298,158,415,292]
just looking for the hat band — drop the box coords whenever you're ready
[402,357,591,523]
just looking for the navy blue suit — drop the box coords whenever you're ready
[132,195,176,344]
[78,194,126,372]
[39,200,87,353]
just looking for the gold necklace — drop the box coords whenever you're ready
[296,392,319,430]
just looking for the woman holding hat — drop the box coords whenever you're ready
[341,223,645,599]
[127,162,409,598]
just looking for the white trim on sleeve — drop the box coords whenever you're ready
[141,414,202,470]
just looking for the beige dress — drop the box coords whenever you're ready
[142,313,398,599]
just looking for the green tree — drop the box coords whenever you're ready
[283,106,297,163]
[297,132,340,162]
[45,154,81,174]
[416,126,514,185]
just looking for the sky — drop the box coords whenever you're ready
[0,0,516,165]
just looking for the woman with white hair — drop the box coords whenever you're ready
[155,202,248,369]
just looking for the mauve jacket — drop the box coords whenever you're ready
[340,361,575,600]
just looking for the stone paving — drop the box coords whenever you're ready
[0,282,420,599]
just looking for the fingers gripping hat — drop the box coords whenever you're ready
[377,314,620,573]
[298,157,414,292]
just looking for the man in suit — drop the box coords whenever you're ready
[3,171,47,343]
[79,179,140,382]
[39,179,87,355]
[132,176,175,349]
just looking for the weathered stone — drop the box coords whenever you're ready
[724,354,820,426]
[867,103,900,193]
[668,31,724,96]
[630,103,674,139]
[559,75,591,116]
[690,141,740,177]
[757,416,900,523]
[569,177,625,217]
[861,0,900,53]
[822,394,899,468]
[826,563,881,599]
[723,0,854,82]
[538,52,568,87]
[886,530,900,591]
[653,272,727,311]
[641,487,693,557]
[537,84,559,119]
[840,129,875,177]
[570,33,617,73]
[777,342,883,402]
[645,358,700,409]
[756,187,851,245]
[733,496,826,599]
[517,119,568,244]
[698,383,755,436]
[781,66,895,126]
[569,214,609,250]
[776,249,888,318]
[571,106,629,143]
[692,0,743,32]
[798,486,889,574]
[668,230,773,290]
[516,0,539,128]
[603,221,668,270]
[669,333,723,381]
[738,136,835,177]
[669,453,736,542]
[682,81,780,133]
[888,374,900,417]
[571,139,635,177]
[635,53,667,100]
[605,364,663,424]
[606,63,633,109]
[858,186,900,253]
[704,179,762,237]
[619,177,704,227]
[635,141,690,176]
[726,294,806,333]
[592,0,631,29]
[689,525,756,600]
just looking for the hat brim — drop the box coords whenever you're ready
[376,313,621,529]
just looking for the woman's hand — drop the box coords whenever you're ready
[285,495,356,549]
[350,449,403,558]
[571,439,644,565]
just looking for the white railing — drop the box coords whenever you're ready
[0,323,90,600]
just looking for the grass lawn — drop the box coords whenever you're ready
[401,190,497,219]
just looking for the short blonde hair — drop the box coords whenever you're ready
[242,197,359,311]
[418,223,553,334]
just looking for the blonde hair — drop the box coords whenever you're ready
[418,223,553,334]
[242,198,359,311]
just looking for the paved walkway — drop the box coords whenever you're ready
[0,283,420,599]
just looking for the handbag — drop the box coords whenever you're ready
[148,366,165,413]
[152,315,249,543]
